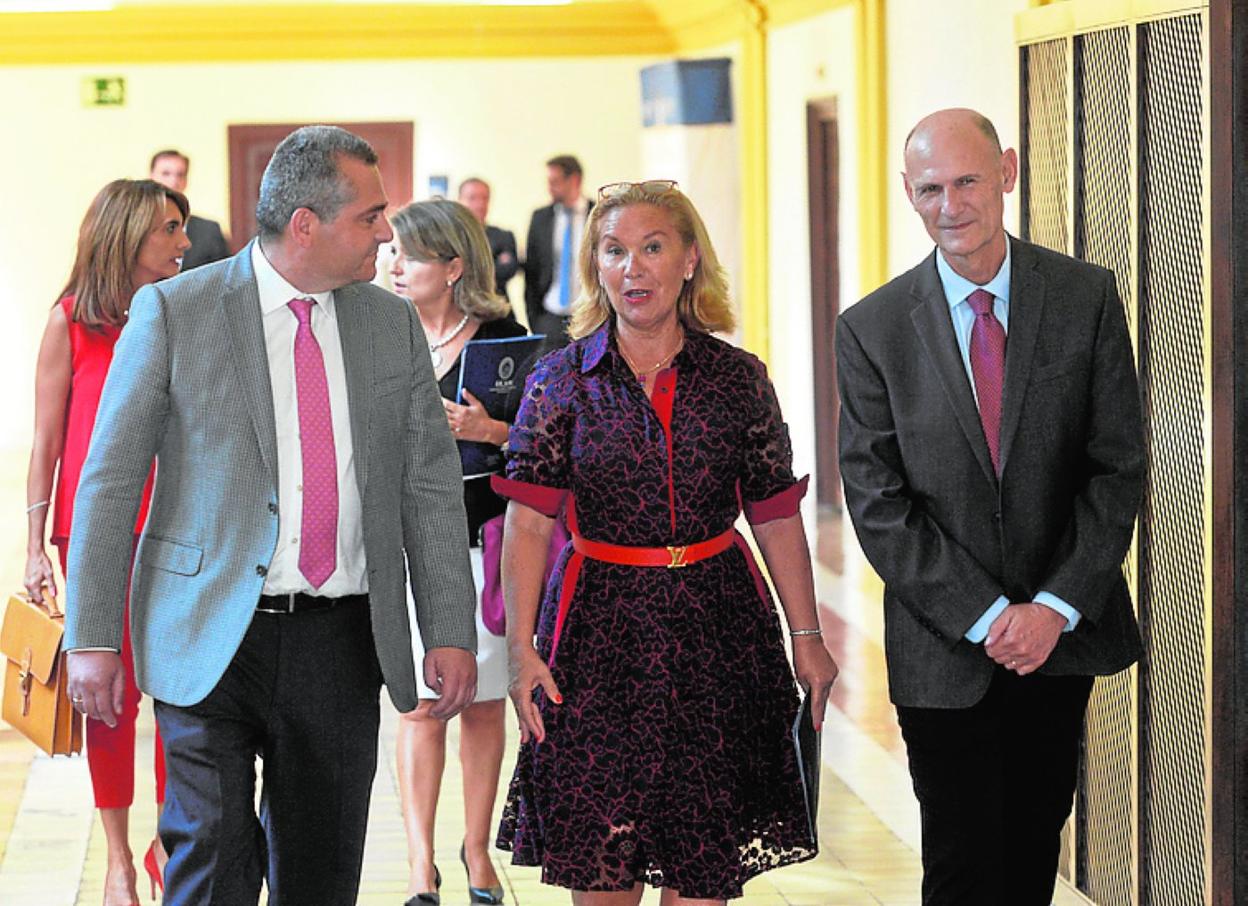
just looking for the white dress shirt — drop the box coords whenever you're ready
[542,197,589,316]
[252,242,368,596]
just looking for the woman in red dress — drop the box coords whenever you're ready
[24,178,190,905]
[494,181,839,904]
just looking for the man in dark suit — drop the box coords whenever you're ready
[523,154,592,349]
[836,108,1144,906]
[150,149,232,270]
[457,176,519,299]
[70,126,478,904]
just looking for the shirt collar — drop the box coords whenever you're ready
[251,241,335,317]
[935,237,1012,309]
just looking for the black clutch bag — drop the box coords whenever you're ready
[791,691,821,846]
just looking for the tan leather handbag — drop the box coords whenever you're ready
[1,592,83,756]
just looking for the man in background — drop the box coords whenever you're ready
[150,149,231,270]
[458,177,519,299]
[523,154,591,347]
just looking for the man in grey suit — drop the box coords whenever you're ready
[837,109,1144,906]
[67,126,477,905]
[150,149,232,270]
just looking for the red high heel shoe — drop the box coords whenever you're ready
[142,841,164,899]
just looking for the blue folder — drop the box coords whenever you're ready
[454,334,546,478]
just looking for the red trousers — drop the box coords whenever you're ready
[57,542,166,808]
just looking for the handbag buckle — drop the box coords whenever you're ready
[19,648,33,717]
[666,545,689,568]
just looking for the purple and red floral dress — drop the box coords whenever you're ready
[492,324,816,899]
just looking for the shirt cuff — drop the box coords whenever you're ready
[1034,591,1081,632]
[965,596,1010,643]
[490,475,567,518]
[742,475,810,525]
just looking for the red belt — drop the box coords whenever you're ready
[571,527,736,568]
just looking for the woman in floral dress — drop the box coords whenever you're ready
[492,180,839,904]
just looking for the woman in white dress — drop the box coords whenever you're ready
[389,199,524,906]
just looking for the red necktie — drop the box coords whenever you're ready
[288,298,338,588]
[968,288,1006,475]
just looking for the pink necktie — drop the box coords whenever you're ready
[288,298,338,589]
[968,288,1006,475]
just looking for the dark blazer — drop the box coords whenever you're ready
[523,200,592,328]
[836,237,1144,709]
[182,214,231,271]
[485,224,519,297]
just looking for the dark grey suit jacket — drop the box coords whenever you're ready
[182,215,231,271]
[485,224,519,297]
[836,237,1144,709]
[66,243,477,711]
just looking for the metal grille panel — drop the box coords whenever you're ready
[1022,39,1069,252]
[1137,13,1207,906]
[1072,26,1137,906]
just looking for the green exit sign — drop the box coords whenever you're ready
[81,76,125,107]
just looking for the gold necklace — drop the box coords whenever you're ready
[619,334,684,383]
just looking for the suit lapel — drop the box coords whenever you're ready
[997,238,1045,473]
[908,254,998,485]
[334,284,373,494]
[221,245,280,490]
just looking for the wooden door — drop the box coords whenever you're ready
[227,121,414,252]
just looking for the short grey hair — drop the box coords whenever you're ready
[255,125,378,240]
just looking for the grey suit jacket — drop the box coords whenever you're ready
[836,237,1144,709]
[65,243,477,711]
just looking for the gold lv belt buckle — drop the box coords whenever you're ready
[666,545,689,568]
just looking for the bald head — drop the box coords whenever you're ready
[901,108,1018,284]
[905,108,1002,161]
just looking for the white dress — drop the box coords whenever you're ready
[407,546,509,702]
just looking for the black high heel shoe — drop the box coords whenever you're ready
[404,865,441,906]
[460,843,505,905]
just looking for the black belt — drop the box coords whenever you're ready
[256,592,368,614]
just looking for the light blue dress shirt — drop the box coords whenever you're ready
[933,247,1082,643]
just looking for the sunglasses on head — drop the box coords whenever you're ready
[597,179,680,201]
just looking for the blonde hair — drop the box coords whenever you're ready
[390,199,510,322]
[568,184,734,339]
[61,179,189,330]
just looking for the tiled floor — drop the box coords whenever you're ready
[0,486,1092,905]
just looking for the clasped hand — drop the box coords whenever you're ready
[793,637,839,732]
[984,602,1067,676]
[443,389,502,444]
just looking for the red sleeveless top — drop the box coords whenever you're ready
[50,295,154,544]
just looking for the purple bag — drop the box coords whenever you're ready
[480,512,570,637]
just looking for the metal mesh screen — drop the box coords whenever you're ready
[1137,12,1207,906]
[1022,39,1069,252]
[1072,26,1138,906]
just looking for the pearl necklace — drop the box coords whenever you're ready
[428,314,470,369]
[619,335,684,385]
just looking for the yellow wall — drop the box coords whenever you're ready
[0,54,654,454]
[885,0,1030,269]
[766,4,858,489]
